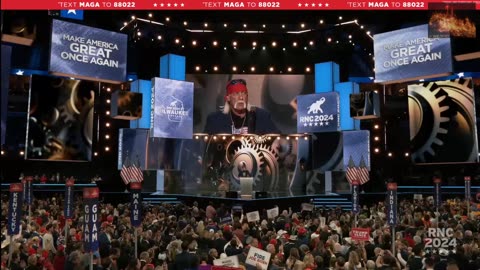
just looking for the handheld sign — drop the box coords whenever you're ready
[246,247,271,270]
[351,228,370,241]
[83,187,99,253]
[213,255,240,267]
[246,211,260,223]
[267,207,279,219]
[64,179,75,219]
[130,182,142,227]
[8,184,23,235]
[386,183,397,226]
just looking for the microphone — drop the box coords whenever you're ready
[247,106,256,133]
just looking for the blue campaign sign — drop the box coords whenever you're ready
[352,181,360,214]
[433,177,441,210]
[25,177,32,205]
[130,182,142,227]
[49,19,127,83]
[150,78,194,139]
[387,183,397,226]
[8,184,23,235]
[297,92,339,133]
[60,10,84,20]
[465,176,471,201]
[83,188,99,253]
[64,179,75,219]
[374,24,452,83]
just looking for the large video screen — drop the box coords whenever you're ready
[408,78,478,164]
[26,75,97,161]
[187,74,315,134]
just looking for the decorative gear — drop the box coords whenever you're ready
[408,81,454,163]
[271,137,293,159]
[256,143,280,190]
[229,138,264,189]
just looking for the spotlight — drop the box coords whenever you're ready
[374,124,379,129]
[305,67,311,72]
[232,41,237,46]
[94,152,98,156]
[123,22,128,26]
[192,40,197,46]
[271,41,277,47]
[106,123,110,127]
[213,66,218,71]
[374,136,379,141]
[262,24,266,28]
[327,38,332,42]
[195,66,200,71]
[148,13,152,18]
[232,66,237,71]
[250,66,255,72]
[281,25,285,28]
[293,42,297,47]
[388,152,393,157]
[243,24,247,28]
[157,35,162,40]
[405,153,410,157]
[183,21,188,26]
[165,17,170,21]
[106,99,111,104]
[339,16,343,20]
[212,40,218,46]
[175,38,180,44]
[131,15,136,20]
[301,23,305,28]
[20,151,24,156]
[286,136,290,140]
[106,87,111,92]
[319,19,324,24]
[195,135,199,139]
[105,147,110,151]
[374,148,380,153]
[287,67,292,72]
[0,150,4,155]
[224,23,228,27]
[106,111,110,115]
[309,41,314,45]
[105,135,110,139]
[269,67,274,72]
[252,41,257,46]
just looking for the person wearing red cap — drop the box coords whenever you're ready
[204,78,280,135]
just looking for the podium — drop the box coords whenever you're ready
[239,177,253,199]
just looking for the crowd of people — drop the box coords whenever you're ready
[1,190,479,270]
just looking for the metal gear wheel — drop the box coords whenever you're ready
[256,143,280,190]
[271,137,293,159]
[408,81,454,163]
[229,138,265,189]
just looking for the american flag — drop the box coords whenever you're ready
[120,155,144,184]
[345,155,370,185]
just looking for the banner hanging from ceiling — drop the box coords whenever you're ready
[374,24,452,83]
[49,19,128,83]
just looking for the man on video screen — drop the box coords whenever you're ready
[203,79,280,135]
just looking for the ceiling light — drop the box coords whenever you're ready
[252,41,257,46]
[213,66,218,71]
[269,67,274,72]
[204,23,208,27]
[148,13,152,18]
[243,24,247,28]
[271,41,277,47]
[195,66,200,71]
[305,67,311,72]
[301,23,305,28]
[175,38,180,44]
[165,17,170,21]
[292,42,297,47]
[232,41,237,46]
[183,21,188,26]
[287,67,292,72]
[157,35,162,40]
[250,66,255,71]
[212,41,218,46]
[232,66,237,71]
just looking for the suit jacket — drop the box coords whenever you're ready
[174,251,198,270]
[204,107,280,135]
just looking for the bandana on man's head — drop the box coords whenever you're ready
[225,79,248,101]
